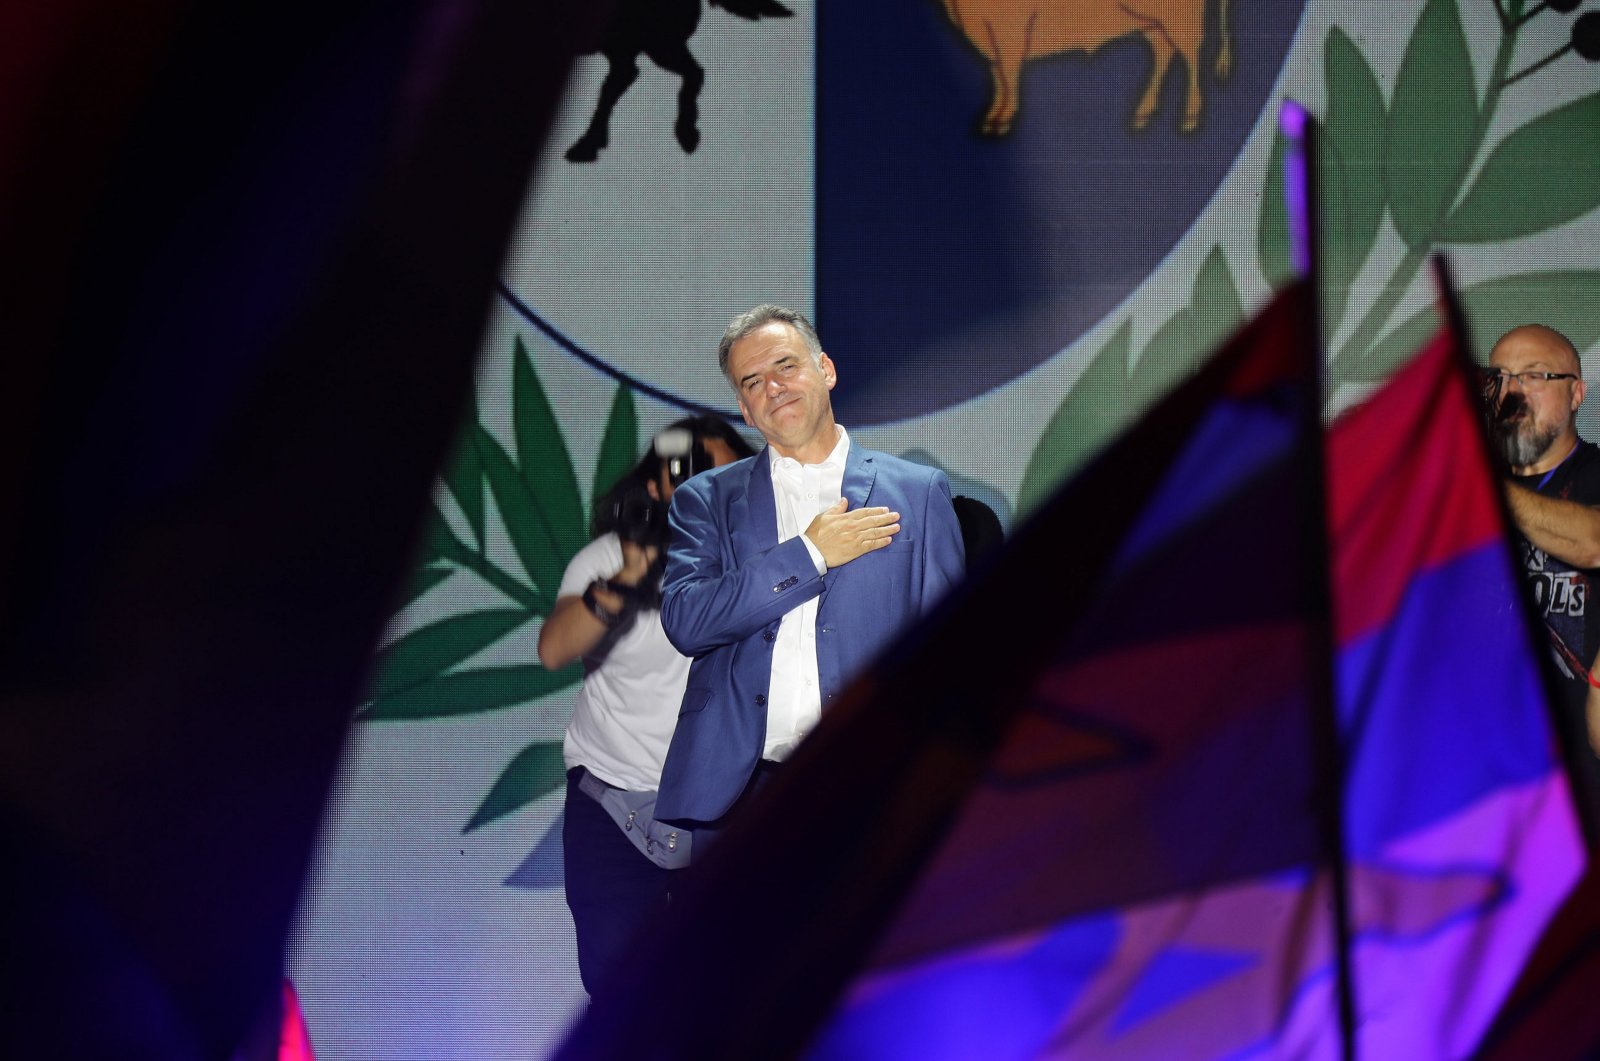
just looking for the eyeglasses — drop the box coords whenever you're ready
[1482,369,1579,389]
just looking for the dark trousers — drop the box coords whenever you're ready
[562,768,674,998]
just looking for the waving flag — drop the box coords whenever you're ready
[803,296,1584,1060]
[1477,869,1600,1059]
[804,301,1584,1061]
[805,278,1341,1061]
[1322,316,1584,1056]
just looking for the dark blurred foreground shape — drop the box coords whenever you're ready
[0,3,596,1056]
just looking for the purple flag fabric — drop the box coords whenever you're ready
[1323,326,1583,1056]
[806,281,1337,1061]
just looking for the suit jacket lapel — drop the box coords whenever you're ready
[730,449,777,563]
[841,445,876,509]
[821,446,877,610]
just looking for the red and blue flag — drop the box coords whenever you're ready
[804,307,1584,1060]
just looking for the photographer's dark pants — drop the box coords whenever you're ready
[562,768,674,999]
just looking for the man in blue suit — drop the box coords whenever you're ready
[656,304,966,828]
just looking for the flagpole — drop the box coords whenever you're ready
[1281,99,1360,1061]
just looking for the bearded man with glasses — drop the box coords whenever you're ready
[1489,324,1600,779]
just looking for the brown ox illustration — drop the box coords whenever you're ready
[944,0,1232,136]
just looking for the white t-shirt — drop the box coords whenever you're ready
[558,533,690,792]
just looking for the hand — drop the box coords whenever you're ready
[804,499,900,568]
[611,540,660,588]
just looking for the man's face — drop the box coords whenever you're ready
[726,322,837,458]
[1489,330,1585,469]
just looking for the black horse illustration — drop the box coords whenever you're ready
[565,0,794,163]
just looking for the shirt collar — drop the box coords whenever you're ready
[770,426,850,474]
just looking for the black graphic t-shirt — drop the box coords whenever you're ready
[1513,438,1600,708]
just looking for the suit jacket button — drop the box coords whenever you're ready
[763,631,775,642]
[755,694,767,706]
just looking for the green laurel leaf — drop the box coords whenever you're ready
[1332,269,1600,383]
[1383,0,1478,250]
[464,741,569,832]
[421,500,467,565]
[358,662,580,721]
[398,563,453,609]
[475,423,567,597]
[1132,307,1196,400]
[511,337,586,557]
[1017,321,1131,515]
[592,384,639,519]
[1321,26,1387,330]
[369,607,537,700]
[1258,131,1292,289]
[422,490,546,610]
[1338,306,1444,386]
[440,410,486,552]
[1460,271,1600,361]
[1440,91,1600,244]
[1190,246,1243,353]
[1129,248,1240,403]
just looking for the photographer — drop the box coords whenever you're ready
[537,415,751,999]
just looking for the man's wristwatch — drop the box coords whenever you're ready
[582,580,625,627]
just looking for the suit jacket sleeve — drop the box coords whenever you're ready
[920,468,966,612]
[659,475,823,658]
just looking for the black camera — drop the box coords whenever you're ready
[613,486,669,547]
[607,428,714,547]
[655,427,711,489]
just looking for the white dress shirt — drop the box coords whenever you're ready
[764,425,849,759]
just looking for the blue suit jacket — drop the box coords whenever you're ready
[656,443,965,823]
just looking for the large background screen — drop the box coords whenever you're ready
[288,1,1600,1055]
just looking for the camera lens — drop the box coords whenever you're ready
[614,488,668,545]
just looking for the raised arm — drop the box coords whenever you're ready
[659,477,822,658]
[537,539,657,670]
[1504,481,1600,569]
